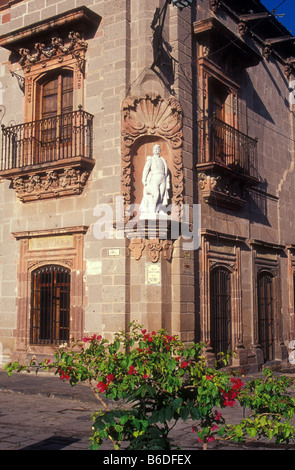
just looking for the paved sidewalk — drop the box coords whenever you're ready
[1,368,295,451]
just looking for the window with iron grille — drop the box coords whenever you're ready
[210,267,232,360]
[257,271,274,362]
[31,265,71,345]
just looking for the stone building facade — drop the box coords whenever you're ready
[0,0,294,371]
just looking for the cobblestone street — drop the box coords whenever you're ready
[1,369,295,454]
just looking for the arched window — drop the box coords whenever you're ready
[257,271,274,362]
[31,265,71,345]
[210,266,232,359]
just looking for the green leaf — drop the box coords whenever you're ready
[165,406,174,422]
[172,398,183,410]
[179,406,189,421]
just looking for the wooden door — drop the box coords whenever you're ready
[208,79,228,164]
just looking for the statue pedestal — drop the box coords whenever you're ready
[124,217,183,241]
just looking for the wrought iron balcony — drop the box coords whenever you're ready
[197,116,258,179]
[0,108,94,202]
[197,117,259,209]
[1,107,93,171]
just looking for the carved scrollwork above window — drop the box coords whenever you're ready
[18,31,88,74]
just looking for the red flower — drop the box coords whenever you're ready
[106,374,114,384]
[231,377,244,391]
[128,365,136,375]
[180,361,188,369]
[97,381,108,393]
[214,411,222,421]
[83,334,102,343]
[59,369,71,381]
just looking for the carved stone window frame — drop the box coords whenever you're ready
[0,7,101,95]
[286,245,295,341]
[250,239,286,364]
[11,226,88,362]
[200,230,246,366]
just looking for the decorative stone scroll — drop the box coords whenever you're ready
[198,172,247,210]
[12,166,91,202]
[210,0,221,12]
[129,237,173,263]
[18,31,88,74]
[121,93,184,220]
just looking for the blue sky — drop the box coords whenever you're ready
[262,0,295,33]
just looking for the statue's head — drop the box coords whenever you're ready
[153,144,161,155]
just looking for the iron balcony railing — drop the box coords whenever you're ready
[0,107,93,171]
[198,116,258,179]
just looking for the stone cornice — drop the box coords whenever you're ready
[0,6,101,51]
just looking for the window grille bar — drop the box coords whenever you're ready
[210,267,232,360]
[257,273,274,362]
[31,265,71,345]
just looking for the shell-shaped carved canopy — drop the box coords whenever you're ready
[122,93,182,144]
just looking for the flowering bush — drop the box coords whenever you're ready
[226,369,295,445]
[4,322,295,450]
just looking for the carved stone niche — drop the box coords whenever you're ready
[121,93,184,261]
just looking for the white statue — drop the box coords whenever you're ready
[139,144,170,219]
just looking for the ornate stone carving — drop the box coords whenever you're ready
[262,45,272,60]
[161,240,174,261]
[12,166,91,202]
[18,31,88,73]
[238,22,248,36]
[146,240,162,263]
[128,238,174,262]
[210,0,221,12]
[129,238,145,261]
[198,172,247,210]
[121,93,183,220]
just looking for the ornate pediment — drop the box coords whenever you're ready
[0,7,101,75]
[18,31,88,74]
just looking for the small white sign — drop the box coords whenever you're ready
[86,260,102,276]
[108,249,120,256]
[145,263,161,286]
